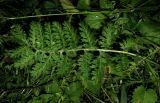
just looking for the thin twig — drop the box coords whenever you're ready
[101,87,114,103]
[63,48,137,56]
[84,92,93,102]
[62,48,160,66]
[0,9,133,21]
[84,90,105,103]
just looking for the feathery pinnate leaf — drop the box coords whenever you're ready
[78,52,93,88]
[29,22,44,49]
[52,22,67,50]
[55,55,73,77]
[99,23,118,48]
[89,53,107,93]
[63,21,78,48]
[10,25,28,45]
[79,22,96,48]
[65,82,83,102]
[120,38,140,51]
[43,22,55,49]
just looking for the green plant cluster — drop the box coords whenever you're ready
[0,0,160,103]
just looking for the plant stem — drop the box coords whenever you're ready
[62,48,160,66]
[1,9,133,20]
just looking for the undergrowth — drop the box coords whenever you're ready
[0,0,160,103]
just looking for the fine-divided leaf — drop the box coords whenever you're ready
[43,22,55,49]
[31,62,48,79]
[78,52,93,88]
[10,46,31,58]
[52,22,67,50]
[132,86,157,103]
[63,21,78,48]
[55,55,73,77]
[45,81,61,94]
[29,22,44,49]
[79,22,96,48]
[111,55,130,77]
[14,53,34,69]
[10,25,28,45]
[116,17,129,25]
[99,23,118,48]
[65,82,83,102]
[89,54,107,93]
[120,38,141,51]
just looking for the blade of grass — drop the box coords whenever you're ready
[120,84,127,103]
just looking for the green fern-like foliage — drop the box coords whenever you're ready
[8,22,68,79]
[3,21,119,102]
[1,0,160,102]
[120,38,140,51]
[4,21,104,102]
[63,21,79,48]
[1,18,159,102]
[78,52,93,88]
[99,23,119,49]
[79,22,96,48]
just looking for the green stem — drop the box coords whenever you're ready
[1,9,133,20]
[62,48,160,66]
[63,48,136,56]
